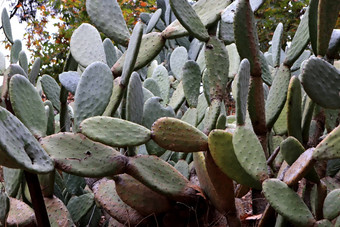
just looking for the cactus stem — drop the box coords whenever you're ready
[24,171,51,227]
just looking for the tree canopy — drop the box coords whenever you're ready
[3,0,339,78]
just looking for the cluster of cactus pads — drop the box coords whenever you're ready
[0,0,340,226]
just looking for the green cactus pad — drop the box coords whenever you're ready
[120,22,143,86]
[10,39,22,64]
[40,132,128,177]
[0,107,54,173]
[114,174,172,215]
[143,97,175,156]
[233,126,269,183]
[309,0,319,55]
[0,190,9,226]
[103,38,118,68]
[112,32,165,77]
[283,148,316,186]
[265,64,291,129]
[162,0,230,39]
[174,160,190,179]
[169,0,209,41]
[170,46,188,80]
[193,152,229,214]
[146,9,162,33]
[67,193,94,223]
[126,155,202,204]
[41,74,61,112]
[80,117,151,147]
[181,107,198,126]
[262,179,316,227]
[86,0,130,46]
[92,178,145,225]
[208,130,262,189]
[151,117,208,152]
[323,189,340,220]
[152,65,170,104]
[271,23,284,67]
[202,99,221,135]
[1,8,13,44]
[168,81,186,112]
[301,57,340,109]
[182,60,201,108]
[143,78,161,97]
[317,0,340,56]
[9,74,47,138]
[226,44,240,78]
[204,36,229,101]
[301,96,315,143]
[234,0,261,76]
[58,71,80,95]
[287,76,302,142]
[126,72,144,124]
[45,196,74,226]
[73,62,113,131]
[28,57,41,85]
[70,23,106,67]
[284,7,310,67]
[6,198,35,227]
[18,51,28,74]
[313,125,340,160]
[280,137,319,183]
[234,59,250,126]
[259,51,272,86]
[3,167,22,197]
[327,29,340,58]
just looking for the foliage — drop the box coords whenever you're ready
[255,0,309,51]
[5,0,156,78]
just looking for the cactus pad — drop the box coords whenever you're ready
[233,125,269,183]
[70,23,106,67]
[126,155,202,204]
[151,117,208,152]
[58,71,80,95]
[45,196,74,226]
[40,132,128,177]
[114,174,172,215]
[80,116,151,147]
[0,107,54,173]
[41,74,61,112]
[208,130,261,189]
[313,125,340,160]
[74,61,113,131]
[92,178,145,225]
[9,74,47,138]
[204,36,229,101]
[6,198,35,227]
[301,56,340,109]
[112,32,165,77]
[86,0,130,46]
[169,0,209,41]
[263,179,316,227]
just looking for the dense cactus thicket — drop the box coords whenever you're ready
[0,0,340,226]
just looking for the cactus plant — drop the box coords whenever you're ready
[1,0,340,225]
